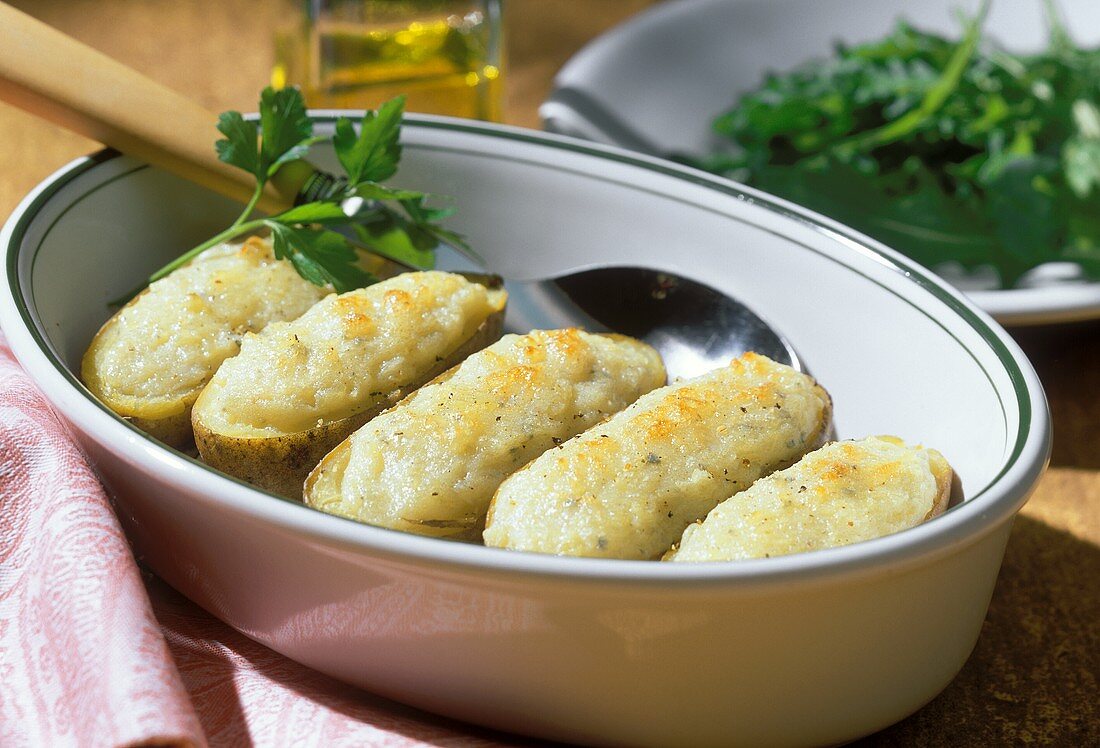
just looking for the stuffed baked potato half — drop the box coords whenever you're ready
[191,271,507,498]
[303,329,666,539]
[483,352,833,559]
[81,237,331,449]
[666,436,953,562]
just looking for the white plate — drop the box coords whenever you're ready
[541,0,1100,326]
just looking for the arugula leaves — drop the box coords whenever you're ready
[696,3,1100,288]
[130,87,472,302]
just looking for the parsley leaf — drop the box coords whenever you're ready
[215,112,261,179]
[124,89,472,307]
[270,202,351,225]
[333,95,405,184]
[401,195,457,223]
[352,219,437,270]
[353,183,425,201]
[216,86,315,186]
[267,222,376,292]
[260,86,315,176]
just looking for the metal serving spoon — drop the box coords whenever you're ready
[456,267,799,379]
[0,4,799,379]
[554,268,798,376]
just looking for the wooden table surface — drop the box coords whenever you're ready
[1,1,1096,745]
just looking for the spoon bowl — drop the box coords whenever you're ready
[471,266,799,378]
[550,266,799,375]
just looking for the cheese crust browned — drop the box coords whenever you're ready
[81,237,331,448]
[303,329,666,538]
[192,271,507,498]
[666,436,953,562]
[483,353,832,559]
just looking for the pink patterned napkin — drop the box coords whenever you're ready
[0,333,516,748]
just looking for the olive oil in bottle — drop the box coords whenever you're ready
[273,0,503,121]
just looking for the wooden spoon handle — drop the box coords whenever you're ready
[0,2,295,212]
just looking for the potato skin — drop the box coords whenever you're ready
[666,436,953,562]
[483,352,832,560]
[81,237,330,450]
[193,309,505,499]
[126,409,194,451]
[303,330,667,537]
[191,272,507,498]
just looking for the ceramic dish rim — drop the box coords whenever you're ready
[0,114,1050,587]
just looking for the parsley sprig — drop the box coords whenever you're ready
[131,88,474,301]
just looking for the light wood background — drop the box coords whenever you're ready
[0,1,1095,744]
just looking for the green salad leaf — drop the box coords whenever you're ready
[694,1,1100,288]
